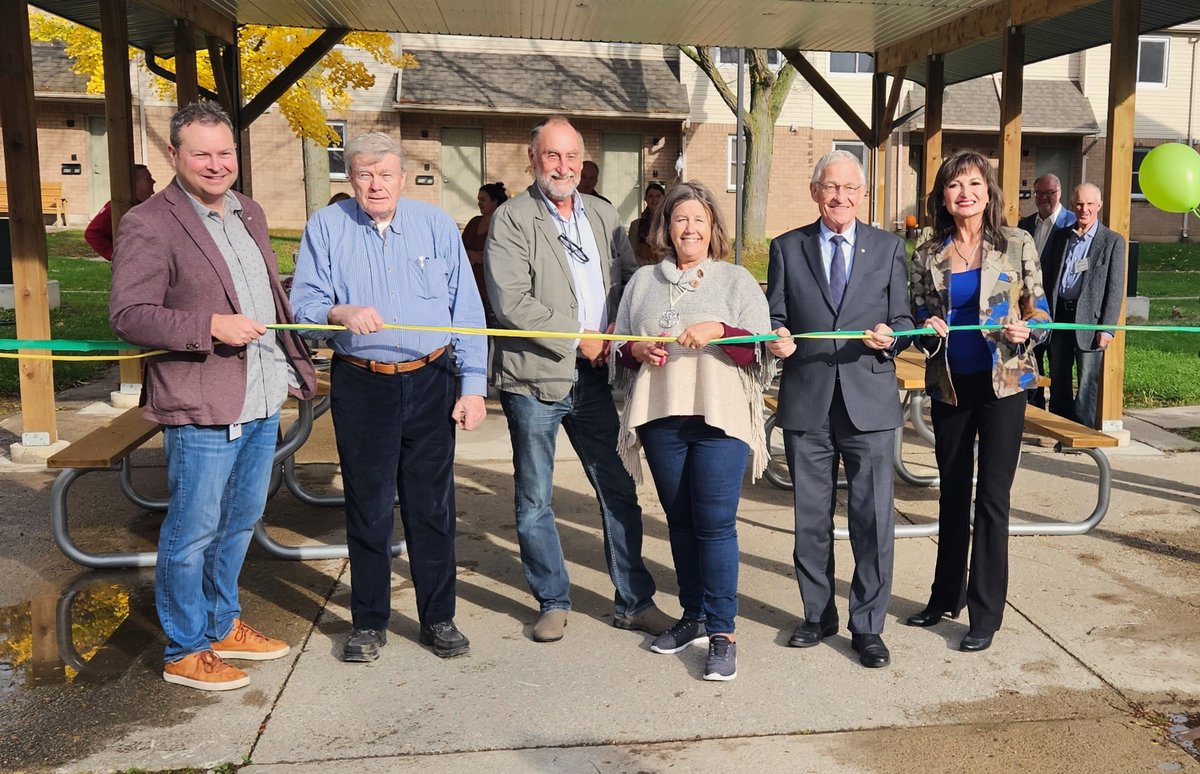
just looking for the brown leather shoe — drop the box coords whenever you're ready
[163,650,249,691]
[210,619,290,661]
[612,605,674,635]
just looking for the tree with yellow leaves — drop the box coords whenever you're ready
[30,12,415,211]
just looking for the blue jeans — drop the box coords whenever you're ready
[158,413,280,663]
[499,365,656,617]
[638,417,747,634]
[1049,329,1104,428]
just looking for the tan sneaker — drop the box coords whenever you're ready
[211,618,290,661]
[532,609,568,642]
[163,650,249,691]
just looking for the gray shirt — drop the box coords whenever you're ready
[182,182,290,424]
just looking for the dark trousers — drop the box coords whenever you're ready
[1025,343,1048,408]
[784,383,896,635]
[330,355,458,631]
[1048,304,1104,428]
[929,370,1026,634]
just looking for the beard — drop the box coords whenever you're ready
[535,168,577,203]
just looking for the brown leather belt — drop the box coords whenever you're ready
[335,346,445,375]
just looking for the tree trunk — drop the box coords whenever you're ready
[302,136,330,217]
[740,106,775,246]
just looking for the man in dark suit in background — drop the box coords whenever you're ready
[1018,172,1076,408]
[1042,182,1126,429]
[765,150,914,669]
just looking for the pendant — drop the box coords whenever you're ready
[659,309,680,329]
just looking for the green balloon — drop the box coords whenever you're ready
[1139,142,1200,213]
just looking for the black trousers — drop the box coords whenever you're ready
[330,355,458,631]
[928,371,1026,634]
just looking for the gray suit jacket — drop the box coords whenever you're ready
[1042,222,1126,351]
[766,220,914,433]
[484,184,635,401]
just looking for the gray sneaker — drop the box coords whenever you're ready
[343,628,387,662]
[651,618,708,654]
[703,635,737,681]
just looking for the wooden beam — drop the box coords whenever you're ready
[135,0,235,45]
[780,49,873,147]
[921,54,945,226]
[878,66,907,144]
[876,0,1100,74]
[997,26,1025,227]
[870,72,887,226]
[207,36,233,116]
[174,18,199,107]
[100,0,141,393]
[0,0,57,444]
[241,28,349,126]
[1099,0,1139,433]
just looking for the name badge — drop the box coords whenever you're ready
[1073,257,1089,273]
[228,423,243,441]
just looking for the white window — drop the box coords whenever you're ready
[1137,37,1169,87]
[1131,147,1151,200]
[727,134,746,191]
[833,141,868,167]
[716,48,781,68]
[829,52,874,74]
[328,121,347,179]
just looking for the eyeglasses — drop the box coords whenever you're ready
[817,183,862,195]
[1034,189,1060,198]
[558,233,590,264]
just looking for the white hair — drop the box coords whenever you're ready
[811,149,867,186]
[344,132,407,173]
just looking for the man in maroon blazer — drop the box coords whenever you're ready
[110,102,316,691]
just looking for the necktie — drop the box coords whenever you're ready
[829,234,848,309]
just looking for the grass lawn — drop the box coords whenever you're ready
[1134,271,1200,298]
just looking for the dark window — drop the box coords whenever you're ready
[829,52,874,74]
[328,121,347,179]
[1137,38,1168,86]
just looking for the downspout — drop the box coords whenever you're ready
[1184,36,1197,239]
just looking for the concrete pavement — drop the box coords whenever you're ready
[0,378,1197,773]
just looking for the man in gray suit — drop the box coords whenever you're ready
[1042,182,1126,428]
[765,150,913,669]
[484,115,670,644]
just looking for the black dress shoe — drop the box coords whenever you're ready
[343,628,387,662]
[420,619,471,658]
[960,631,994,652]
[788,620,838,648]
[850,633,891,668]
[904,607,958,627]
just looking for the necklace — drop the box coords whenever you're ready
[659,261,706,329]
[951,237,981,270]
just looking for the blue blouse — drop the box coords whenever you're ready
[947,269,992,375]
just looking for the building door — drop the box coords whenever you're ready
[600,133,642,225]
[440,128,484,225]
[1035,145,1073,205]
[86,116,109,214]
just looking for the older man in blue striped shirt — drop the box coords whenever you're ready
[291,132,487,663]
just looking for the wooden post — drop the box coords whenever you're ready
[99,0,143,398]
[998,25,1025,227]
[870,72,887,227]
[1098,0,1139,435]
[174,18,199,108]
[0,0,57,448]
[922,54,945,225]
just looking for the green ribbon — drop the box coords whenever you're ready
[3,320,1200,353]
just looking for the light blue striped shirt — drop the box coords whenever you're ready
[536,187,608,331]
[290,198,488,396]
[1059,219,1097,302]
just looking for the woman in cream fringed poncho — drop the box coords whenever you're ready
[611,180,773,682]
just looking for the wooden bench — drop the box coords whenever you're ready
[0,181,67,226]
[48,407,164,568]
[763,349,1115,538]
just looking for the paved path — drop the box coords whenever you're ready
[0,386,1197,773]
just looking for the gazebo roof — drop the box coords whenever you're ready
[29,0,1200,86]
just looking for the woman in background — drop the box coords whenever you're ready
[463,182,507,324]
[628,182,666,268]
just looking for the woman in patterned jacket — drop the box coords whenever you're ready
[905,150,1051,653]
